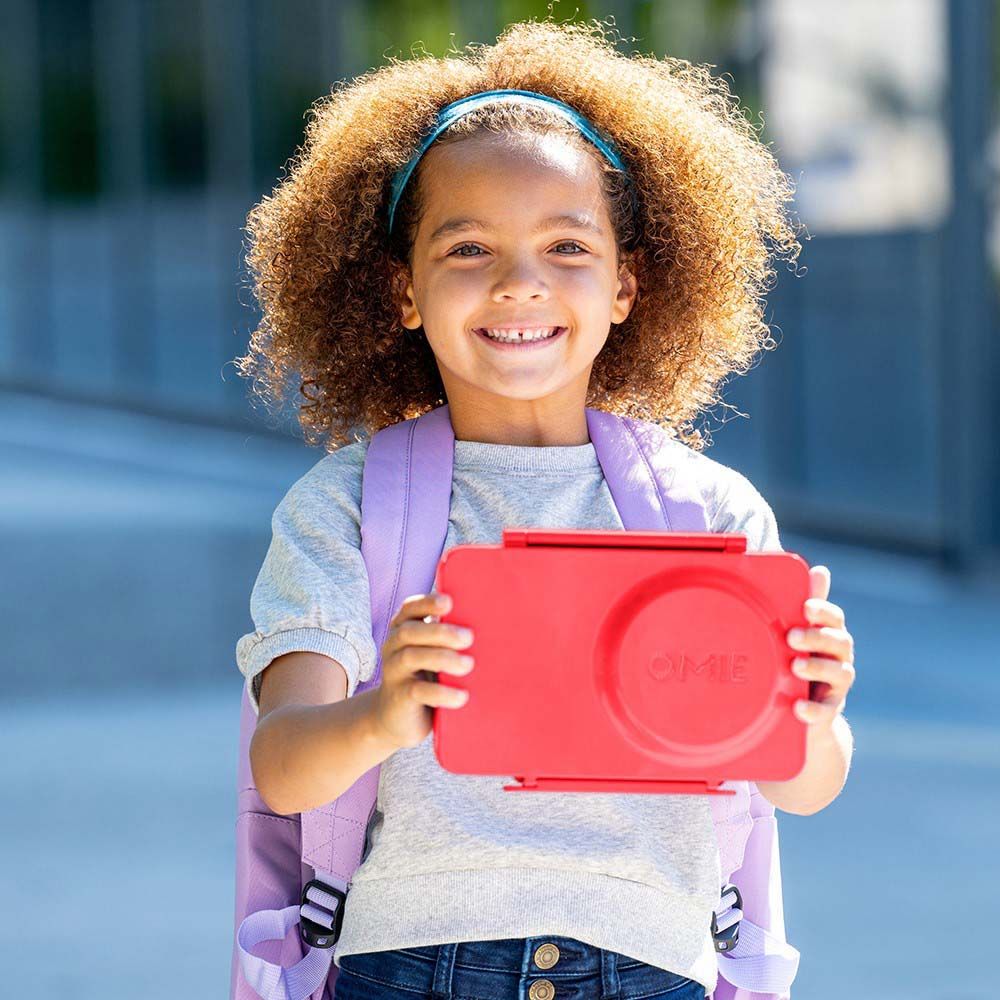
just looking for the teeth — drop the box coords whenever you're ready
[482,327,559,343]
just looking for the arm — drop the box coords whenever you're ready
[756,713,854,816]
[249,650,399,816]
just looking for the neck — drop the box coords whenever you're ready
[448,402,591,447]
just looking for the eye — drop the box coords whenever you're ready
[448,243,485,257]
[552,241,587,255]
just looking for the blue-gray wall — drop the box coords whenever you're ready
[1,0,996,572]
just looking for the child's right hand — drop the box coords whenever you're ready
[371,592,475,750]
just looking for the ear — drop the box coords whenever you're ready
[611,253,638,325]
[392,263,422,331]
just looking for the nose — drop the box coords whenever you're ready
[490,257,549,302]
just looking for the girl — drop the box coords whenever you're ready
[234,17,856,1000]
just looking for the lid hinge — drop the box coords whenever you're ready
[503,529,746,554]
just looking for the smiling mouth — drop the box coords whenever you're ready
[474,326,566,344]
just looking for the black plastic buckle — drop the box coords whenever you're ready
[299,879,347,949]
[711,882,742,953]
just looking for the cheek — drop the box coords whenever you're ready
[556,266,610,300]
[426,269,482,313]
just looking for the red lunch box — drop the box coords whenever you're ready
[432,528,812,795]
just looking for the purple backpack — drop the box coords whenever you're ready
[230,403,801,1000]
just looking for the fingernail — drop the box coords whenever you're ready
[456,627,474,644]
[794,700,813,721]
[460,655,475,669]
[791,658,809,677]
[788,628,805,646]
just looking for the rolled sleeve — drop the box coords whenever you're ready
[235,443,379,716]
[237,626,371,715]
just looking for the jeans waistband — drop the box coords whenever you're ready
[336,935,703,1000]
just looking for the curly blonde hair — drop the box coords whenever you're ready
[234,16,803,452]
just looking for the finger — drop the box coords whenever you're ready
[809,565,831,603]
[803,598,846,629]
[383,619,474,660]
[389,645,475,679]
[419,591,455,625]
[410,676,470,709]
[791,655,856,692]
[794,698,843,725]
[389,592,453,628]
[787,625,853,662]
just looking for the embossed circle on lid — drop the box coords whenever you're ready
[594,566,781,763]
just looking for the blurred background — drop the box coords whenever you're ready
[0,0,997,997]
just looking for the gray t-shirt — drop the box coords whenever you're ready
[235,434,783,993]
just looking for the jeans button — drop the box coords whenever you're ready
[533,943,560,969]
[528,979,556,1000]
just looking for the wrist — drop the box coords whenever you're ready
[807,711,848,747]
[358,686,402,754]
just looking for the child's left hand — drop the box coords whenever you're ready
[786,565,855,731]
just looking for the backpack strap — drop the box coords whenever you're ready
[584,408,709,532]
[233,407,456,1000]
[707,785,800,998]
[359,401,456,671]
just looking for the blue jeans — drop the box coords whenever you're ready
[333,935,707,999]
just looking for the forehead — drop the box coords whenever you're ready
[414,131,610,239]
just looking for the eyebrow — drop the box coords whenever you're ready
[428,213,605,243]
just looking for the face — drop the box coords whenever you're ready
[395,131,637,446]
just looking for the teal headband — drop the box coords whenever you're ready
[386,88,629,234]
